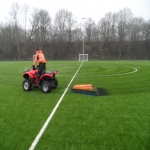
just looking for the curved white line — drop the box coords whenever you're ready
[96,67,138,77]
[57,67,139,77]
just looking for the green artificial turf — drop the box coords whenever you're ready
[0,61,149,150]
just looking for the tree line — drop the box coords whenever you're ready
[0,2,150,60]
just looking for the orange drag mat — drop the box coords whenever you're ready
[72,84,94,91]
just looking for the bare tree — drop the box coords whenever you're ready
[72,27,82,41]
[117,8,133,41]
[116,8,133,58]
[54,9,67,40]
[21,3,29,54]
[0,23,14,59]
[54,9,76,41]
[53,9,77,59]
[28,8,40,48]
[99,12,118,43]
[129,17,145,41]
[28,8,51,49]
[9,2,20,60]
[144,20,150,40]
[84,18,97,42]
[39,9,51,47]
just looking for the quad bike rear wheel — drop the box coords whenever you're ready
[51,78,58,89]
[41,81,51,93]
[22,79,32,91]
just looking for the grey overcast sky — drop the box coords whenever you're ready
[0,0,150,23]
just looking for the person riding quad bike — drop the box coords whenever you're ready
[22,65,58,93]
[32,48,46,84]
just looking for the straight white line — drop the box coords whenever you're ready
[29,61,84,150]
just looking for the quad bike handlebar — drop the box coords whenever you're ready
[32,65,36,70]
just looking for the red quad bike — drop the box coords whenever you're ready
[22,66,58,93]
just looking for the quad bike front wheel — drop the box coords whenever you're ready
[22,79,32,91]
[41,81,51,93]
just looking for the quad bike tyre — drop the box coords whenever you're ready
[51,78,58,89]
[41,81,51,93]
[22,79,32,91]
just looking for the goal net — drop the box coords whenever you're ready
[79,54,88,61]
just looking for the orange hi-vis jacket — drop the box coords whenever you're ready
[33,50,46,66]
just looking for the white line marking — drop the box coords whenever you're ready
[29,61,84,150]
[57,67,139,77]
[97,67,138,76]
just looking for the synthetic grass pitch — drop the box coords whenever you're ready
[0,61,149,150]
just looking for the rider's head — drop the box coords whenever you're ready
[36,49,40,53]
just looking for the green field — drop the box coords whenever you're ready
[0,61,150,150]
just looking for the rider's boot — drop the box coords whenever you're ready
[36,74,40,85]
[37,77,40,84]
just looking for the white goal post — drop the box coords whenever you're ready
[79,54,88,61]
[33,55,36,61]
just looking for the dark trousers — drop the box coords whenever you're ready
[37,62,46,77]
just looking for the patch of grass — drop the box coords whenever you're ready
[0,61,150,150]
